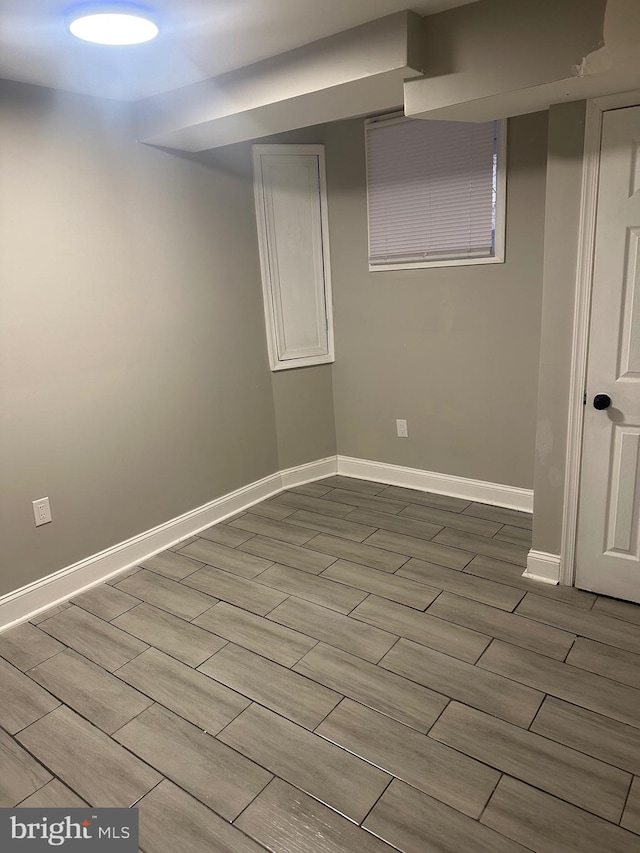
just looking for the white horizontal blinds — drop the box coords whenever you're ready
[367,117,498,264]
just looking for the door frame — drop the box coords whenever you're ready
[561,90,640,586]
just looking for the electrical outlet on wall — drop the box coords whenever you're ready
[32,497,52,527]
[396,419,409,438]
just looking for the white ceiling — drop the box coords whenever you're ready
[0,0,477,101]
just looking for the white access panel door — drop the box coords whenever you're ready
[576,105,640,603]
[253,145,334,371]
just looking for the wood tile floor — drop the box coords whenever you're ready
[2,475,640,852]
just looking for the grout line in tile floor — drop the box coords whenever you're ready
[1,476,638,852]
[475,769,506,825]
[619,776,636,827]
[31,597,633,697]
[355,775,395,829]
[7,681,624,835]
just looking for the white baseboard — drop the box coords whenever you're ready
[0,456,338,633]
[336,455,534,513]
[0,453,536,632]
[280,455,337,488]
[523,550,561,585]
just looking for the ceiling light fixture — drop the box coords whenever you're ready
[67,4,159,45]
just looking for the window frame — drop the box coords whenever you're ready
[365,112,507,272]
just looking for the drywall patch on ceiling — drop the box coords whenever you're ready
[404,0,608,119]
[403,0,640,122]
[579,0,640,77]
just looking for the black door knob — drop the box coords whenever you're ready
[593,394,612,410]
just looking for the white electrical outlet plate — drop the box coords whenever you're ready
[396,419,409,438]
[32,497,52,527]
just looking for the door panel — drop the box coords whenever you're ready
[576,106,640,602]
[252,145,334,372]
[619,228,640,378]
[606,426,640,555]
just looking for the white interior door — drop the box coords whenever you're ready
[576,105,640,603]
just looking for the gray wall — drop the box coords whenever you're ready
[0,79,286,597]
[272,367,336,471]
[324,111,549,489]
[532,101,587,556]
[252,125,339,473]
[0,73,563,602]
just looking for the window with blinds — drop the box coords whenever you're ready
[365,114,506,271]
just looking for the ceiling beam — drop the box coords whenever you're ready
[137,11,427,151]
[404,0,640,122]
